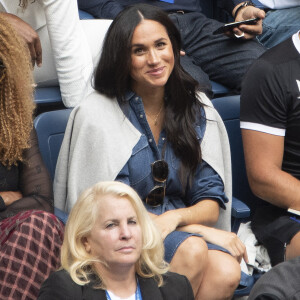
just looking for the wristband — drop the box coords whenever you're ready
[0,195,6,211]
[234,1,255,20]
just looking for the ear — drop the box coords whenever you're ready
[82,237,91,253]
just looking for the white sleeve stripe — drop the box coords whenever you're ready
[240,121,286,136]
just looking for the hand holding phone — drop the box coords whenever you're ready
[213,18,259,35]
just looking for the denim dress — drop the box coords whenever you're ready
[116,91,229,262]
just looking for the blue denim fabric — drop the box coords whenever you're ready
[257,8,300,49]
[164,231,230,262]
[116,91,228,215]
[116,91,229,262]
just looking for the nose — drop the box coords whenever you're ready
[147,48,160,65]
[120,224,132,240]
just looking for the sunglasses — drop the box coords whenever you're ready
[146,160,169,207]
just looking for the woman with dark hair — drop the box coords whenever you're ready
[55,4,246,299]
[0,15,64,299]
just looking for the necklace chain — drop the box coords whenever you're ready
[145,103,164,126]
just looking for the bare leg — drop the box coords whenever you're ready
[196,250,241,300]
[169,236,208,296]
[169,236,241,300]
[286,231,300,261]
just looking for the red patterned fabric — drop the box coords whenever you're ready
[0,210,64,300]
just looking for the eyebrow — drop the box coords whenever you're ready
[131,37,168,48]
[104,216,137,222]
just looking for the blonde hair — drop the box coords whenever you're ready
[61,181,169,289]
[0,15,35,167]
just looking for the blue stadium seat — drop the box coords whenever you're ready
[34,109,72,180]
[78,9,95,19]
[212,95,263,297]
[34,86,62,106]
[34,109,72,223]
[212,95,261,218]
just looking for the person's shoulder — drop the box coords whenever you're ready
[160,272,194,299]
[248,37,296,74]
[75,90,120,117]
[38,269,81,299]
[162,271,189,283]
[46,269,74,283]
[260,37,298,64]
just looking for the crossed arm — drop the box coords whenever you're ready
[0,130,53,220]
[150,199,248,263]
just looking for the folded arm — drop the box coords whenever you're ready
[0,130,53,220]
[150,199,220,239]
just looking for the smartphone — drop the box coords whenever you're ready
[213,17,260,35]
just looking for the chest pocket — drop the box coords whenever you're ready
[128,135,151,186]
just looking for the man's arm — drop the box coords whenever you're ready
[242,129,300,210]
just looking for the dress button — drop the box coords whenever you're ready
[135,97,139,101]
[149,139,153,143]
[140,114,143,118]
[162,137,166,141]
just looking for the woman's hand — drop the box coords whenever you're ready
[152,211,181,240]
[0,191,23,206]
[200,227,248,263]
[178,224,248,263]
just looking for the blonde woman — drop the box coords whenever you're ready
[0,16,64,299]
[38,181,194,299]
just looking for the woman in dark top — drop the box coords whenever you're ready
[39,181,194,300]
[0,15,64,299]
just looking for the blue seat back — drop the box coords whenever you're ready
[34,109,72,180]
[212,96,261,215]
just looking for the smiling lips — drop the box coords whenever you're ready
[146,66,165,76]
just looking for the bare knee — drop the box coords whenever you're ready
[209,251,241,297]
[171,236,208,274]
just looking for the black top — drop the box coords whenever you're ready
[38,269,194,300]
[240,36,300,179]
[0,129,53,221]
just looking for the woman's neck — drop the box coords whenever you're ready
[96,264,137,298]
[133,86,165,113]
